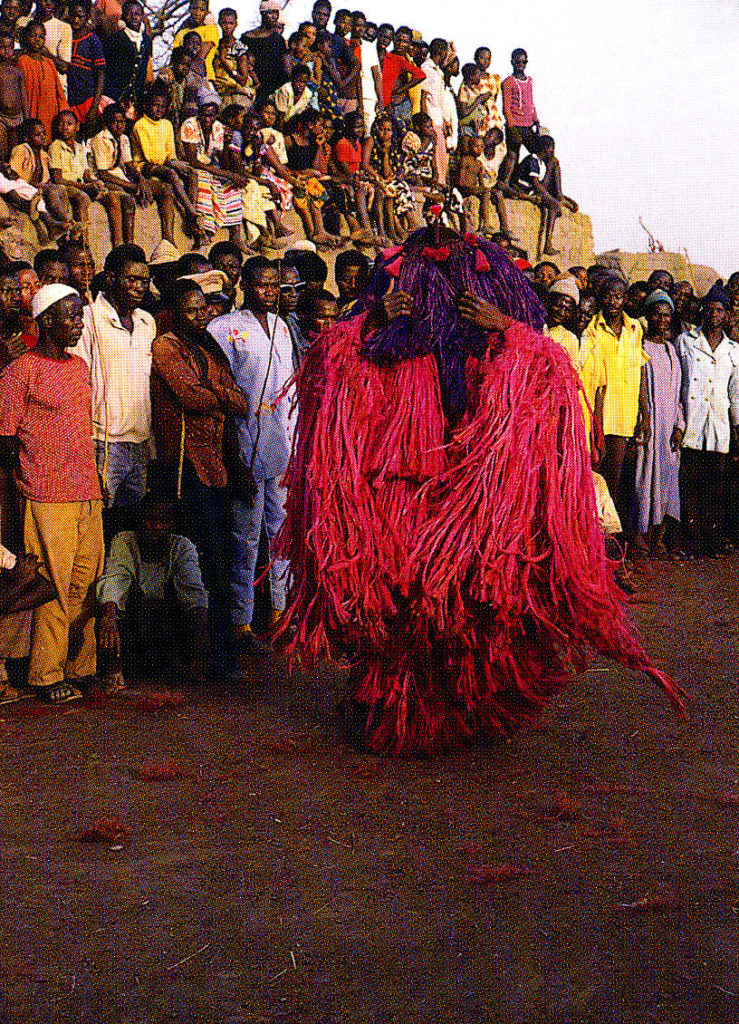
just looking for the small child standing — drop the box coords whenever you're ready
[473,46,503,134]
[453,133,490,232]
[16,20,68,140]
[181,30,208,79]
[0,28,26,160]
[457,63,491,138]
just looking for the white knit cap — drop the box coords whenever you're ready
[31,284,79,319]
[286,240,317,253]
[548,275,580,303]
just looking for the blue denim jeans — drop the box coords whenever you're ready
[94,440,149,508]
[389,97,413,131]
[231,477,288,627]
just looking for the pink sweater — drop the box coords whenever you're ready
[501,74,537,127]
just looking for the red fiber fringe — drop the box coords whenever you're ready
[274,316,687,755]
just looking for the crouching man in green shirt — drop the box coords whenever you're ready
[96,489,210,692]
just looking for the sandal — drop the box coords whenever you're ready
[37,683,83,704]
[0,681,28,705]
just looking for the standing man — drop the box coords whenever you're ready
[208,257,294,646]
[0,269,29,368]
[0,284,104,703]
[676,296,739,556]
[420,37,449,183]
[311,0,359,115]
[241,0,287,105]
[373,25,425,130]
[78,243,155,524]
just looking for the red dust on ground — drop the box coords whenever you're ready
[1,560,739,1023]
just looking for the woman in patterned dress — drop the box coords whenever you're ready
[180,90,244,248]
[363,113,413,243]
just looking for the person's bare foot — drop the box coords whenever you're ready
[543,245,560,256]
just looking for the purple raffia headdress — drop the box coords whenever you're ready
[346,227,546,422]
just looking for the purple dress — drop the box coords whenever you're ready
[633,339,684,532]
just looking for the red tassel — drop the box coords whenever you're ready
[475,248,491,273]
[463,231,478,247]
[382,244,404,260]
[421,245,450,262]
[385,256,403,276]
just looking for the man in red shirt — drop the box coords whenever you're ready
[0,284,104,704]
[373,25,424,129]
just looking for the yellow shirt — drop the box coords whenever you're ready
[173,23,220,79]
[544,323,580,369]
[130,115,176,170]
[48,138,89,183]
[580,311,647,437]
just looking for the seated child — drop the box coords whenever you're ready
[97,490,210,693]
[222,105,284,250]
[48,109,113,229]
[130,88,203,240]
[0,545,56,704]
[90,102,178,246]
[513,134,577,256]
[272,63,313,128]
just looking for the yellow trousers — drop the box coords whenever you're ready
[24,499,104,688]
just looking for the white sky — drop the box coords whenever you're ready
[233,0,739,275]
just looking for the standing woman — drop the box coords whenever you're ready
[313,29,343,136]
[632,290,684,559]
[180,89,245,249]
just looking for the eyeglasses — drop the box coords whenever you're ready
[280,282,306,292]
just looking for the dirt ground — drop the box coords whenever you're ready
[2,558,739,1024]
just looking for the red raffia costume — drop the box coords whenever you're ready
[274,229,687,755]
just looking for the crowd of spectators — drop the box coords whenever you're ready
[0,0,737,707]
[0,0,578,252]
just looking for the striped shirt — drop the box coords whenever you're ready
[68,31,105,108]
[0,351,101,502]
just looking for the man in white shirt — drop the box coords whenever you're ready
[676,295,739,555]
[420,37,449,183]
[78,243,156,514]
[208,256,295,644]
[349,11,378,131]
